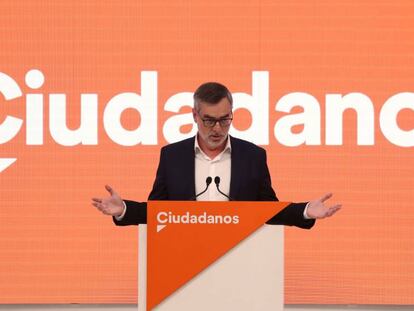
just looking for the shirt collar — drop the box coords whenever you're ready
[194,135,232,159]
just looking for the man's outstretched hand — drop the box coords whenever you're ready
[306,193,342,219]
[92,185,124,217]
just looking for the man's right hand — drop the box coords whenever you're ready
[92,185,124,217]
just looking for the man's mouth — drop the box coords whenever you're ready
[210,134,222,140]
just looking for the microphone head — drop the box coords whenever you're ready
[214,176,220,185]
[206,176,212,185]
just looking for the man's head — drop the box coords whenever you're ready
[192,82,233,152]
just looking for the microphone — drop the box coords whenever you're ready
[191,176,213,200]
[214,176,233,201]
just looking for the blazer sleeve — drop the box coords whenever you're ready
[112,200,147,226]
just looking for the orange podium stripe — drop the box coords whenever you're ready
[146,201,290,310]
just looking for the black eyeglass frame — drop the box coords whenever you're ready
[198,114,233,128]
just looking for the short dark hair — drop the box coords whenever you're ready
[193,82,233,111]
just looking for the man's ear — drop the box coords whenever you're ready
[192,108,197,122]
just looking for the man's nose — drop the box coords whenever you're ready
[213,121,222,130]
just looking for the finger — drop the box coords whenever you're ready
[92,198,102,203]
[327,204,342,217]
[330,204,342,210]
[320,193,333,203]
[92,202,105,211]
[92,202,101,209]
[105,184,115,196]
[329,204,342,212]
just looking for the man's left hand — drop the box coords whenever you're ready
[306,193,342,219]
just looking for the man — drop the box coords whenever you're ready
[92,82,341,226]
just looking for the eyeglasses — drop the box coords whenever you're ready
[199,116,233,128]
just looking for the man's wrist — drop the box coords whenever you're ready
[303,202,312,219]
[115,201,127,220]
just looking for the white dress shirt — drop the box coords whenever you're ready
[194,136,231,201]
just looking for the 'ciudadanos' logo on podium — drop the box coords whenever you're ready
[156,211,240,232]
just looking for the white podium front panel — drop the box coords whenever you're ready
[138,225,283,311]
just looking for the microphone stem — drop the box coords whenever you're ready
[215,184,232,201]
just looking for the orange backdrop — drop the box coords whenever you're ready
[0,0,413,304]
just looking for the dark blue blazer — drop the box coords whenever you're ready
[114,136,315,229]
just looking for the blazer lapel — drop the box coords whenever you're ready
[229,136,242,200]
[182,136,196,199]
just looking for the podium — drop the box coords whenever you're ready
[138,201,289,311]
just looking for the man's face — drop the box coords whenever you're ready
[192,97,233,151]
